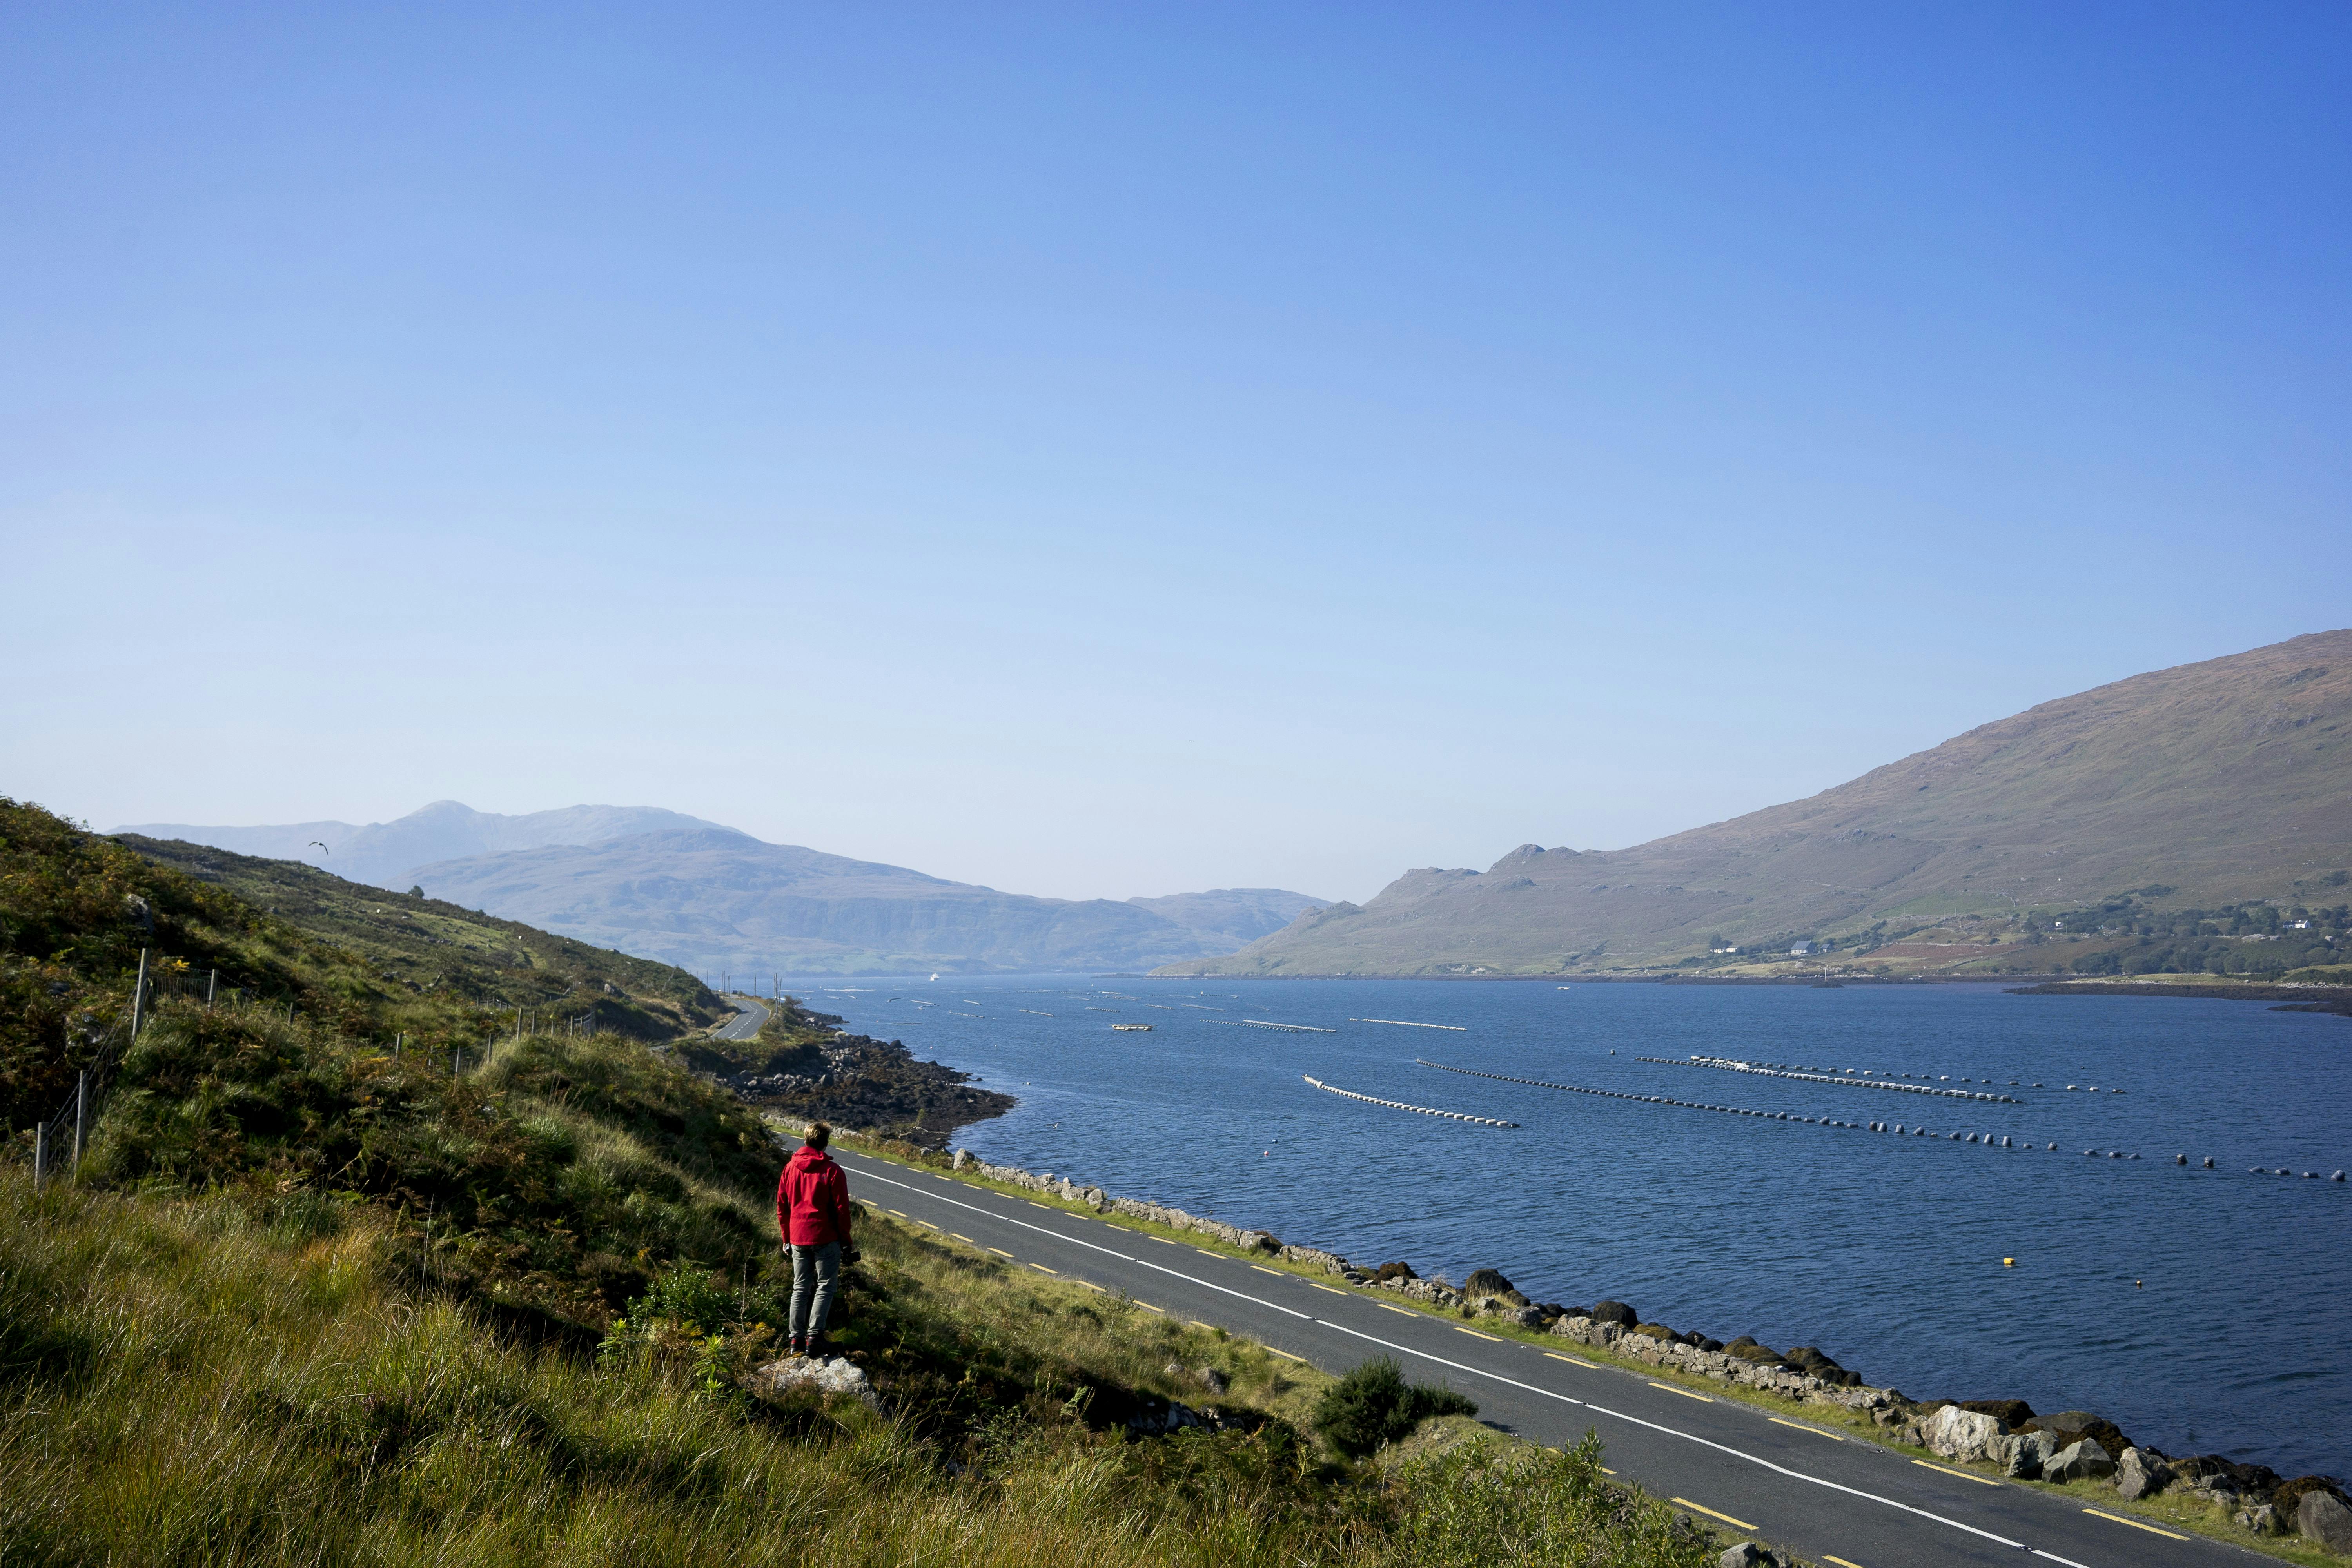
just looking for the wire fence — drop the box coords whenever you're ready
[22,949,256,1189]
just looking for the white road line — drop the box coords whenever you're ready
[845,1160,1311,1321]
[846,1152,2031,1555]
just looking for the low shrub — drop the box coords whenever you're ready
[1313,1357,1477,1458]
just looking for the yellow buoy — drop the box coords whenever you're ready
[2002,1258,2015,1267]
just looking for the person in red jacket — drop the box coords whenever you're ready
[777,1122,856,1356]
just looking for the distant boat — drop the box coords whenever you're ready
[929,973,938,982]
[1112,1022,1153,1031]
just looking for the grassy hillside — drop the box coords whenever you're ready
[1167,630,2352,976]
[3,797,1721,1566]
[116,831,719,1030]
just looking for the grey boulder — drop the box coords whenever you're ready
[2114,1447,2171,1500]
[1989,1430,2055,1479]
[2044,1439,2115,1484]
[1717,1545,1783,1568]
[1923,1405,2008,1465]
[2302,1490,2352,1553]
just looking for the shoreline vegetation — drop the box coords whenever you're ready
[818,1127,2352,1563]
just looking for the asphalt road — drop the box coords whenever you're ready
[824,1141,2244,1568]
[715,994,769,1041]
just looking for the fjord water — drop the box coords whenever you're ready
[809,978,2350,1477]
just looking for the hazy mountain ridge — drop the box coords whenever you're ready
[111,803,1324,977]
[1160,630,2352,976]
[111,800,727,889]
[406,831,1319,976]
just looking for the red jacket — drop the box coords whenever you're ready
[778,1143,855,1247]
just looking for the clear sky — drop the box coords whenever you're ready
[5,4,2347,904]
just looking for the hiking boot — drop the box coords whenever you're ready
[787,1336,806,1357]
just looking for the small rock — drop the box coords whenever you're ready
[1717,1544,1775,1568]
[2114,1446,2171,1500]
[1196,1367,1229,1395]
[1464,1267,1517,1298]
[752,1354,879,1409]
[2044,1439,2115,1484]
[2234,1504,2279,1535]
[1591,1299,1638,1328]
[2302,1490,2352,1553]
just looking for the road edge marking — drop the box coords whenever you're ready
[1544,1352,1598,1368]
[1649,1381,1715,1403]
[1768,1416,1844,1440]
[1911,1459,2001,1487]
[1456,1327,1502,1342]
[1671,1497,1757,1531]
[2081,1508,2187,1540]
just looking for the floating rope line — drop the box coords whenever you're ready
[1207,1018,1340,1033]
[1351,1018,1468,1031]
[1303,1076,1518,1127]
[1417,1058,1960,1139]
[1639,1056,2024,1103]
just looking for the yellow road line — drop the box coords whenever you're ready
[887,1208,907,1217]
[1151,1236,1178,1245]
[1544,1352,1598,1368]
[1911,1460,2000,1487]
[986,1247,1014,1259]
[949,1233,975,1243]
[1196,1249,1223,1259]
[1135,1301,1164,1313]
[2082,1508,2187,1540]
[1027,1201,1052,1210]
[1076,1279,1105,1292]
[1378,1303,1417,1316]
[1649,1381,1715,1403]
[1824,1556,1868,1568]
[1250,1265,1286,1276]
[1028,1263,1057,1274]
[1672,1498,1756,1531]
[1456,1327,1501,1342]
[1768,1416,1844,1440]
[1191,1320,1220,1332]
[1268,1347,1307,1362]
[1311,1283,1349,1296]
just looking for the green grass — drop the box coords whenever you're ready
[0,1174,1727,1567]
[2,798,1730,1567]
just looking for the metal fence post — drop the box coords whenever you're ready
[33,1123,45,1189]
[207,969,217,1007]
[73,1071,87,1172]
[131,947,149,1038]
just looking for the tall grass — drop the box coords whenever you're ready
[0,1173,1717,1567]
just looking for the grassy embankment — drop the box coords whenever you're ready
[831,1132,2348,1566]
[2,799,1721,1567]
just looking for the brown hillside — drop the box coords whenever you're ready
[1161,630,2352,975]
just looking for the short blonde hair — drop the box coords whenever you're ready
[806,1122,832,1149]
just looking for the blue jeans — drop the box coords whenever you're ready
[788,1241,841,1343]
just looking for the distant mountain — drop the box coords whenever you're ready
[112,800,1324,976]
[405,830,1324,976]
[1159,630,2352,976]
[1123,889,1327,952]
[111,801,726,889]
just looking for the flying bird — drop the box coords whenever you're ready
[308,841,329,854]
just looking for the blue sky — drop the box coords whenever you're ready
[5,4,2347,902]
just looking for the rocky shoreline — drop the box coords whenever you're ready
[938,1145,2352,1552]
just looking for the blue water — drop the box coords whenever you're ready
[804,977,2352,1478]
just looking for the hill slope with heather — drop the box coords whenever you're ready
[1162,630,2352,977]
